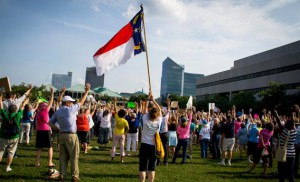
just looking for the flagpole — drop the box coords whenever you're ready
[141,4,152,92]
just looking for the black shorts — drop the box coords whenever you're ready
[253,146,271,164]
[247,141,258,156]
[36,130,52,148]
[139,143,156,172]
[77,131,90,143]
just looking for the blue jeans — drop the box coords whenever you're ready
[172,139,189,164]
[201,138,210,158]
[212,134,221,159]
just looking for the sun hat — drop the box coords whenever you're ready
[62,95,75,102]
[38,102,48,111]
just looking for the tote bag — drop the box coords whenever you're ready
[154,132,165,159]
[275,131,290,162]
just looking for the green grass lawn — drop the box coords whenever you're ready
[0,135,280,182]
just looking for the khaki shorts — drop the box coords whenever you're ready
[222,138,235,152]
[0,137,19,158]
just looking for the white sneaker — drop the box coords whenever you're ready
[218,161,225,166]
[228,161,232,166]
[6,167,12,172]
[248,159,253,164]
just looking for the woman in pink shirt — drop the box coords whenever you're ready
[171,109,192,164]
[246,122,274,176]
[35,87,56,167]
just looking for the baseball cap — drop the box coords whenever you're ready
[62,96,75,102]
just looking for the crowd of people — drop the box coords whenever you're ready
[0,84,299,182]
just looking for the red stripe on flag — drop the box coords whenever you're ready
[93,22,133,57]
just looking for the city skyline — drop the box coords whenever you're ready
[1,0,300,97]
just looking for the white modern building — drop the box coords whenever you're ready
[196,40,300,99]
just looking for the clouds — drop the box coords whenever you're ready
[49,18,100,34]
[90,5,100,12]
[131,0,299,69]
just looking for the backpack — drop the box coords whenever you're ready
[3,115,19,137]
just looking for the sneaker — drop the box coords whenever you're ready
[228,161,231,166]
[248,159,253,164]
[6,167,12,172]
[72,176,79,182]
[218,161,225,166]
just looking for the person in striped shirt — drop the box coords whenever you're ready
[274,110,297,182]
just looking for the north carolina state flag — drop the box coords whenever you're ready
[93,8,145,76]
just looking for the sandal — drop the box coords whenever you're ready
[49,164,56,167]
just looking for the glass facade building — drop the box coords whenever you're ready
[160,57,204,98]
[184,73,204,96]
[85,67,105,89]
[51,72,72,90]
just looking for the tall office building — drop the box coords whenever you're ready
[85,67,104,89]
[160,57,204,98]
[196,40,300,99]
[51,72,72,90]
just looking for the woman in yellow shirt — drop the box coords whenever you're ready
[111,98,129,163]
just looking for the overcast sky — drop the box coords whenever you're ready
[1,0,300,97]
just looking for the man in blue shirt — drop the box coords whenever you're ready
[50,84,90,182]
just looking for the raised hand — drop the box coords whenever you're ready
[85,83,91,92]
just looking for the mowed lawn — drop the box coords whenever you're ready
[0,135,279,182]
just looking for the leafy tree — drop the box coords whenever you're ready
[232,91,258,113]
[258,82,286,111]
[11,83,48,102]
[129,95,148,102]
[195,94,232,113]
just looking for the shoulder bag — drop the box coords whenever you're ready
[275,131,290,162]
[154,132,165,159]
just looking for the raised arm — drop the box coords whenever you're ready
[78,83,90,107]
[248,108,254,123]
[148,90,161,117]
[47,87,54,111]
[20,98,30,110]
[113,97,117,112]
[141,100,147,115]
[274,110,284,132]
[174,108,179,125]
[166,98,171,111]
[232,105,236,119]
[24,84,33,96]
[90,102,97,116]
[57,86,66,104]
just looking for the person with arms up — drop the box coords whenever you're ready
[0,92,29,172]
[157,99,170,165]
[219,106,236,166]
[139,90,162,182]
[35,86,55,167]
[111,97,129,163]
[274,110,297,182]
[49,83,90,182]
[3,84,32,112]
